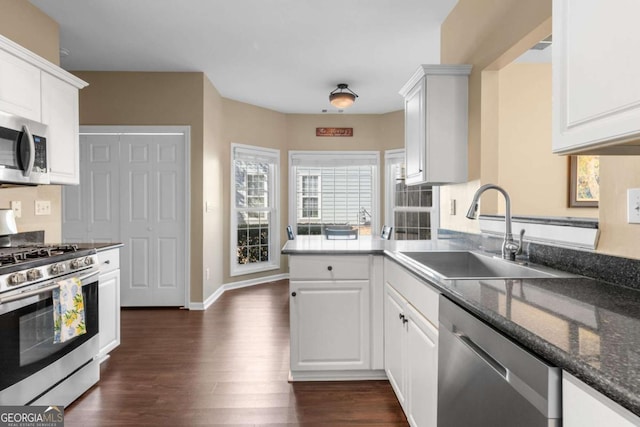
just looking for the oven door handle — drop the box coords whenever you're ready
[0,270,100,305]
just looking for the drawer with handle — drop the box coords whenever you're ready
[289,255,369,280]
[97,248,120,274]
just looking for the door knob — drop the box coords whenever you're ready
[327,266,333,271]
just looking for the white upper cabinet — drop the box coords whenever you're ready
[0,48,41,122]
[553,0,640,154]
[0,35,87,184]
[42,72,80,184]
[399,65,471,185]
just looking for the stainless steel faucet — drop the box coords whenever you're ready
[466,184,524,261]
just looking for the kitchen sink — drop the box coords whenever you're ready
[396,251,573,280]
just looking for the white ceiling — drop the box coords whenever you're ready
[29,0,458,114]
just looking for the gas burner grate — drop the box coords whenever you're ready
[0,244,80,266]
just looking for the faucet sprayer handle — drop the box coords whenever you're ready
[516,229,525,256]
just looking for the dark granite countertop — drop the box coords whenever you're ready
[284,236,640,416]
[385,252,640,417]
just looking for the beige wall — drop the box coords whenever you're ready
[0,0,60,65]
[497,62,597,218]
[440,0,640,260]
[219,106,404,286]
[202,78,225,299]
[0,0,63,243]
[220,99,288,287]
[74,71,208,302]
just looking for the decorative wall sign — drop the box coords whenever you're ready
[316,127,353,137]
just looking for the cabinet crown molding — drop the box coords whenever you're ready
[399,64,472,97]
[0,34,88,89]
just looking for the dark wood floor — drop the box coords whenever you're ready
[65,280,408,426]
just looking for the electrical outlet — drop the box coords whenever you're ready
[10,201,21,218]
[35,200,51,216]
[628,189,640,224]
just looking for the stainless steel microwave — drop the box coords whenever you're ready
[0,114,49,185]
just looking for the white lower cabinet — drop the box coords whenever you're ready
[290,280,370,371]
[288,255,384,380]
[384,258,439,427]
[97,248,121,361]
[563,372,640,427]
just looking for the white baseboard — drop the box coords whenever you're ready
[189,273,289,310]
[288,369,388,382]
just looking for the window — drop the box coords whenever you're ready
[385,149,439,240]
[289,151,379,237]
[231,144,280,276]
[299,175,321,219]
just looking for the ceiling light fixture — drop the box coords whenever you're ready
[329,83,358,109]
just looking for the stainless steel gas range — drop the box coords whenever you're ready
[0,244,100,406]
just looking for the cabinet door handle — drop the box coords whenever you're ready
[104,260,111,264]
[402,318,409,325]
[327,266,333,271]
[399,313,405,321]
[291,292,297,297]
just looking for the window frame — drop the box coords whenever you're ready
[230,143,280,277]
[384,149,439,240]
[288,151,380,237]
[298,174,321,220]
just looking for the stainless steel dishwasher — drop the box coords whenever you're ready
[438,295,561,427]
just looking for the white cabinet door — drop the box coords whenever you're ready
[384,284,407,408]
[0,49,40,121]
[399,65,471,185]
[98,269,121,359]
[406,304,438,427]
[404,80,425,185]
[41,72,80,184]
[290,280,370,371]
[553,0,640,154]
[563,373,640,427]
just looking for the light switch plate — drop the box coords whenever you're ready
[627,189,640,224]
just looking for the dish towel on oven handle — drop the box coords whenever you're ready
[53,277,87,343]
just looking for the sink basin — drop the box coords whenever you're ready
[397,251,568,280]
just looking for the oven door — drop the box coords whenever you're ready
[0,269,99,405]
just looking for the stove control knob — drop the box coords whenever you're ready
[84,257,94,266]
[8,273,26,286]
[26,269,42,281]
[70,259,83,270]
[50,263,67,275]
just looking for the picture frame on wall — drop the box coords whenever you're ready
[569,155,599,208]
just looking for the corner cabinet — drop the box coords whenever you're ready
[97,248,121,362]
[552,0,640,154]
[0,34,87,184]
[288,254,385,381]
[384,258,440,427]
[399,64,471,185]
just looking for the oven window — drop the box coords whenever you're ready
[19,301,58,367]
[0,281,98,393]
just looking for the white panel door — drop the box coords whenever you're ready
[120,134,186,306]
[63,128,188,307]
[62,134,120,243]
